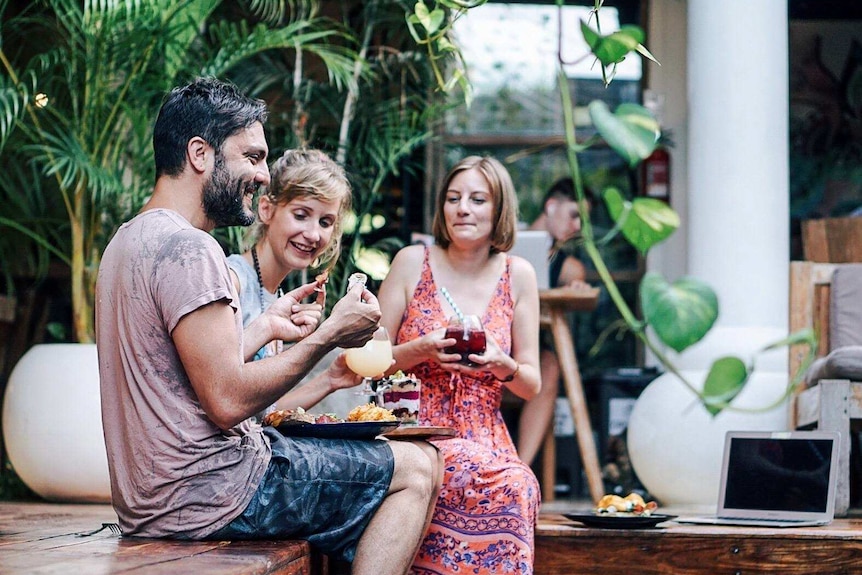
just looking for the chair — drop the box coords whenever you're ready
[790,261,862,516]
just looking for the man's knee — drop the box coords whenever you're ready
[390,441,439,500]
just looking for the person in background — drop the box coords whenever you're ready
[227,148,359,413]
[96,77,441,575]
[377,155,541,574]
[516,177,594,468]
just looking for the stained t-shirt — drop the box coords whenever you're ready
[96,209,270,538]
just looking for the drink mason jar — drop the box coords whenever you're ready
[444,315,486,365]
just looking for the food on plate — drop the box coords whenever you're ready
[595,492,658,516]
[263,407,316,427]
[263,408,346,427]
[314,413,342,424]
[347,403,397,422]
[381,371,421,424]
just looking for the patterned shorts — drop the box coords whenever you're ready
[211,427,394,562]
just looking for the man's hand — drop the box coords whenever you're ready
[265,281,324,342]
[322,283,382,349]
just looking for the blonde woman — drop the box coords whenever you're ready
[227,148,358,411]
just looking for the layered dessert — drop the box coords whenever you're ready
[381,371,421,424]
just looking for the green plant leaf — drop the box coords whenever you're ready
[603,187,679,253]
[589,101,660,167]
[580,21,644,67]
[640,272,719,353]
[759,328,817,351]
[702,356,748,416]
[413,1,445,35]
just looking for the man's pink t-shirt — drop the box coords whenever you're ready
[96,209,269,538]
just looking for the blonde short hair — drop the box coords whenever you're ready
[250,149,352,268]
[431,155,518,253]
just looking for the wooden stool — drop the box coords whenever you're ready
[539,286,602,503]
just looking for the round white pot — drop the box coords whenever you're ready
[627,369,788,507]
[2,343,111,502]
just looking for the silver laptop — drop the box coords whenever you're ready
[509,230,552,290]
[677,430,840,528]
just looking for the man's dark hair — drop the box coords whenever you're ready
[153,77,269,179]
[541,177,596,207]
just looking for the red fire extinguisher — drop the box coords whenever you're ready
[641,145,671,202]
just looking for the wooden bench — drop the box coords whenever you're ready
[0,501,330,574]
[535,511,862,575]
[789,261,862,516]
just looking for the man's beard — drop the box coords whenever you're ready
[203,154,257,228]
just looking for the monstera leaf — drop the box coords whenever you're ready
[640,273,718,353]
[604,187,679,253]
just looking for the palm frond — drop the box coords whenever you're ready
[202,19,358,92]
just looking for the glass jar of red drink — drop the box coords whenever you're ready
[444,315,486,365]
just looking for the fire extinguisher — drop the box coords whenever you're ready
[640,145,671,202]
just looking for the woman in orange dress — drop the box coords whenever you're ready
[378,156,542,574]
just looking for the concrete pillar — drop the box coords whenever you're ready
[627,0,791,506]
[687,0,789,335]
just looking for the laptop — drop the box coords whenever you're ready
[677,430,840,528]
[509,230,552,290]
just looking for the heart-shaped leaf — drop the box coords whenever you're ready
[589,101,660,167]
[603,187,679,253]
[412,1,445,35]
[580,21,644,67]
[702,356,748,416]
[640,272,719,353]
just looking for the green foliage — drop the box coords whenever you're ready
[0,0,361,341]
[640,273,718,353]
[589,101,661,168]
[702,356,749,416]
[603,188,679,253]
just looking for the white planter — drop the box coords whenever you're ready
[627,369,788,507]
[2,343,111,502]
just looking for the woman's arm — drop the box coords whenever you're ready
[501,256,542,400]
[378,245,451,372]
[270,352,360,412]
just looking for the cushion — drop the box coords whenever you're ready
[829,264,862,349]
[804,345,862,386]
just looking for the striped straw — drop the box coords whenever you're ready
[440,287,465,323]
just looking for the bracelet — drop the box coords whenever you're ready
[500,362,520,382]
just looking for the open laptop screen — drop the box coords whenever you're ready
[723,435,835,514]
[509,230,552,290]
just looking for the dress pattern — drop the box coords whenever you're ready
[397,249,540,574]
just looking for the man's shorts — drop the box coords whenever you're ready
[211,427,394,562]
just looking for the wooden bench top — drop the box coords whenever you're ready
[536,512,862,575]
[0,501,326,575]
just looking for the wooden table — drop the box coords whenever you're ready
[539,286,602,503]
[536,512,862,574]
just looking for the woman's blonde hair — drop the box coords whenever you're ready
[431,155,518,253]
[250,149,352,268]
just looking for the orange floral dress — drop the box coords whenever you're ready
[396,248,540,575]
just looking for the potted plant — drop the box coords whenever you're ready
[0,0,360,501]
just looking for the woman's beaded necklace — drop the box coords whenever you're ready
[251,245,282,315]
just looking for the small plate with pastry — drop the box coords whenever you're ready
[564,492,676,529]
